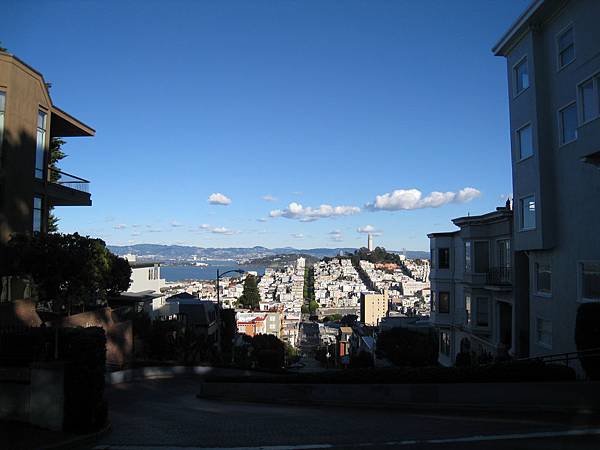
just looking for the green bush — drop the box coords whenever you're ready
[376,328,438,367]
[575,302,600,380]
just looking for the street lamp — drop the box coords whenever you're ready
[216,268,245,307]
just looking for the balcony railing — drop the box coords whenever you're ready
[48,167,90,194]
[486,266,512,285]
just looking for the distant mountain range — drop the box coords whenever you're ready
[107,244,429,262]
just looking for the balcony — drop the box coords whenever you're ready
[46,168,91,206]
[485,267,512,288]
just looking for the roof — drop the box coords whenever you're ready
[427,231,459,238]
[166,292,196,301]
[130,261,160,269]
[452,207,512,227]
[492,0,563,56]
[0,51,95,136]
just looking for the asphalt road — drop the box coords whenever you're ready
[91,377,600,450]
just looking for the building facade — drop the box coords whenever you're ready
[360,291,389,326]
[494,0,600,358]
[0,51,93,244]
[429,206,515,366]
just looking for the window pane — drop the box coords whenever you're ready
[465,241,472,272]
[439,292,449,314]
[0,92,5,111]
[536,263,552,294]
[582,263,600,300]
[558,28,573,51]
[439,248,449,269]
[581,80,597,122]
[515,59,529,93]
[465,294,471,325]
[476,297,489,327]
[558,28,575,67]
[518,125,533,159]
[536,318,553,347]
[560,103,578,144]
[33,196,42,233]
[520,196,535,229]
[36,111,47,179]
[474,241,489,273]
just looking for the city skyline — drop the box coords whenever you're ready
[3,0,530,250]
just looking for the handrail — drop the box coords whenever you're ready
[48,167,90,193]
[518,347,600,362]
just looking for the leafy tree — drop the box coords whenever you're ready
[309,299,319,314]
[251,334,284,369]
[4,232,131,314]
[237,274,261,309]
[376,328,438,367]
[47,137,67,232]
[301,305,309,314]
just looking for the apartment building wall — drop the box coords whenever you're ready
[495,0,600,358]
[0,52,93,245]
[360,292,388,326]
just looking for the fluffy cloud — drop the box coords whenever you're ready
[211,226,235,235]
[357,225,382,236]
[208,192,232,205]
[256,218,268,223]
[366,187,481,211]
[113,224,127,230]
[270,202,360,222]
[262,194,277,202]
[170,221,183,227]
[291,233,305,239]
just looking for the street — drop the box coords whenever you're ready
[92,377,600,450]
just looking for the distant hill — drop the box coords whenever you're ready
[107,244,429,262]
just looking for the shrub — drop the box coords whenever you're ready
[377,327,438,367]
[251,334,285,369]
[575,302,600,380]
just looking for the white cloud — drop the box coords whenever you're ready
[366,187,481,211]
[208,192,232,205]
[262,194,277,202]
[171,221,183,227]
[211,227,235,235]
[270,202,360,221]
[357,225,382,236]
[199,223,211,230]
[147,228,162,233]
[131,232,141,237]
[291,233,305,239]
[256,218,268,223]
[113,224,127,230]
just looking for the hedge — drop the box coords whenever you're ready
[204,360,575,384]
[0,326,107,431]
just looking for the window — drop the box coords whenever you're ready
[536,318,553,348]
[33,196,43,233]
[559,102,578,145]
[520,195,536,230]
[581,262,600,301]
[474,241,489,274]
[465,241,472,272]
[476,297,489,327]
[465,293,471,326]
[514,57,529,95]
[557,26,575,69]
[535,262,552,295]
[35,111,47,179]
[438,291,450,314]
[0,92,5,150]
[438,248,450,269]
[440,331,451,356]
[580,76,600,124]
[497,240,511,268]
[516,124,533,160]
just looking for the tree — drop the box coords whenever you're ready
[237,274,261,309]
[4,232,131,314]
[47,137,67,232]
[376,328,438,367]
[251,334,284,369]
[309,299,319,314]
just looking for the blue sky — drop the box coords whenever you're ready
[4,0,529,250]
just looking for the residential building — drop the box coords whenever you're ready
[125,257,166,317]
[360,291,389,326]
[428,206,514,366]
[493,0,600,358]
[0,51,93,244]
[156,294,220,344]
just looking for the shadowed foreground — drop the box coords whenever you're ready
[91,377,600,450]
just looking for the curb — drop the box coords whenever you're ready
[40,420,111,450]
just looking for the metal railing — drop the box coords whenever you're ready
[486,266,512,285]
[520,347,600,367]
[48,167,90,193]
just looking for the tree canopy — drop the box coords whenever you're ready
[237,274,261,309]
[3,232,131,314]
